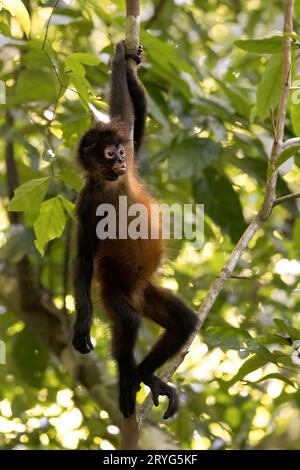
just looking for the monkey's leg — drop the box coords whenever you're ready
[102,290,141,418]
[138,284,198,419]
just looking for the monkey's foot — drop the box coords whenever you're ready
[119,373,140,418]
[143,375,179,420]
[72,323,94,354]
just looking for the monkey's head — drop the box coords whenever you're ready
[78,121,128,181]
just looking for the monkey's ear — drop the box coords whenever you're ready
[78,130,98,161]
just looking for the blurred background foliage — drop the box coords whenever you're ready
[0,0,300,450]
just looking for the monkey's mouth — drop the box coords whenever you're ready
[112,163,127,176]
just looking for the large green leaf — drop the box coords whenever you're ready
[193,167,246,244]
[235,36,283,54]
[15,70,57,103]
[60,196,75,220]
[59,169,82,191]
[290,75,300,135]
[295,0,300,22]
[219,82,252,118]
[205,326,252,350]
[227,354,270,387]
[68,52,100,66]
[0,0,30,37]
[250,373,296,389]
[256,54,283,121]
[274,318,300,340]
[34,196,66,256]
[168,137,222,180]
[8,177,50,212]
[273,144,300,173]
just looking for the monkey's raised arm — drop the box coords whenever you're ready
[72,186,97,354]
[109,42,132,129]
[126,62,147,155]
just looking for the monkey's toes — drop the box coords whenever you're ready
[72,331,94,354]
[149,376,179,420]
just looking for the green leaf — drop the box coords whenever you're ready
[65,57,86,78]
[0,20,11,36]
[8,177,50,212]
[68,52,100,65]
[205,326,252,350]
[193,167,246,244]
[228,354,270,387]
[60,196,75,220]
[249,373,296,389]
[290,75,300,135]
[256,54,283,121]
[34,196,66,256]
[168,137,222,180]
[71,75,91,108]
[295,0,300,22]
[0,0,30,37]
[59,169,82,191]
[219,82,251,118]
[274,318,300,340]
[16,70,58,103]
[235,36,283,54]
[12,328,48,388]
[274,144,300,172]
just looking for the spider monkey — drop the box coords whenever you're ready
[72,41,198,420]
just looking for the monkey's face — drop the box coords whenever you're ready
[103,144,127,181]
[78,124,128,182]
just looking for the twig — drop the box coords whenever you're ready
[273,191,300,207]
[145,0,169,29]
[42,0,60,51]
[138,0,294,425]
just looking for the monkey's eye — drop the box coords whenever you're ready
[118,146,125,157]
[105,147,116,159]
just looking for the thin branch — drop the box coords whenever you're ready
[145,0,169,29]
[273,191,300,207]
[138,0,294,425]
[281,137,300,150]
[42,0,60,50]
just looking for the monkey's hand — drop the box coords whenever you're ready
[125,44,143,65]
[142,374,179,419]
[72,313,94,354]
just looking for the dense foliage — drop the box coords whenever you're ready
[1,0,300,450]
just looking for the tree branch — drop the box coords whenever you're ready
[138,0,294,425]
[120,0,141,450]
[281,137,300,150]
[273,191,300,207]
